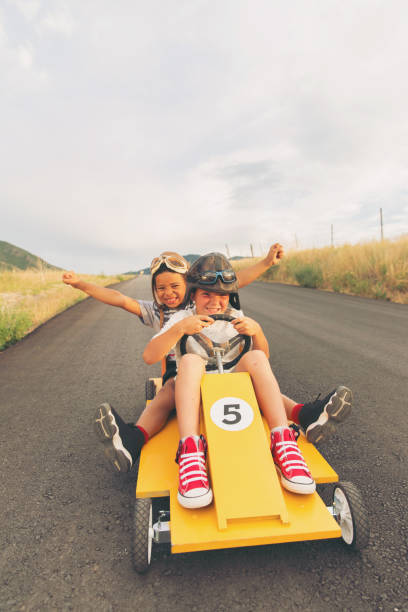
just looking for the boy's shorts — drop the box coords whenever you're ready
[162,362,177,386]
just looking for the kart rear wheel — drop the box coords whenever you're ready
[145,379,157,401]
[332,481,370,550]
[132,498,153,573]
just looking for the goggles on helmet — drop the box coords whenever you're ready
[150,252,189,275]
[197,269,237,284]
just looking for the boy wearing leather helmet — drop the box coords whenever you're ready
[144,253,318,509]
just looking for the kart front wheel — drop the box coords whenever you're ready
[332,481,370,550]
[132,497,153,573]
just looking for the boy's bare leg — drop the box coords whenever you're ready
[235,350,287,429]
[281,394,297,419]
[236,350,315,494]
[136,378,175,437]
[175,354,205,438]
[174,354,212,509]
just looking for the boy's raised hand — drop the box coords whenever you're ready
[265,243,284,266]
[62,271,80,287]
[231,316,261,337]
[180,315,214,335]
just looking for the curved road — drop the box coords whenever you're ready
[1,277,407,611]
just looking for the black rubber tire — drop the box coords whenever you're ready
[332,481,370,550]
[145,379,156,401]
[132,498,153,573]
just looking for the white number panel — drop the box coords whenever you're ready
[210,396,254,432]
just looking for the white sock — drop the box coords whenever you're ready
[271,425,289,434]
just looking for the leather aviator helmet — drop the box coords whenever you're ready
[186,252,240,310]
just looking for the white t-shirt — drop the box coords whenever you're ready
[153,306,249,373]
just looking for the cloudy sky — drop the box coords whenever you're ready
[2,0,407,273]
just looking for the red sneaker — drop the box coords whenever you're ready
[175,435,213,509]
[271,427,316,494]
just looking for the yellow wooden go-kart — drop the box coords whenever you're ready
[133,315,370,573]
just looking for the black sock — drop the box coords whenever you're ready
[126,424,147,459]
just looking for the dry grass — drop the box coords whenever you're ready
[231,236,408,304]
[0,268,134,350]
[230,257,259,271]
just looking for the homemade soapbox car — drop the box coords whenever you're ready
[132,315,369,573]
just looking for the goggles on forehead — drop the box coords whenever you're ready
[198,269,237,284]
[150,252,189,275]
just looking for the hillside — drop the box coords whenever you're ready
[0,241,60,271]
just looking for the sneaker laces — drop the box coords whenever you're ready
[178,451,208,487]
[306,393,321,407]
[175,435,208,463]
[274,435,311,477]
[289,423,301,441]
[175,436,209,488]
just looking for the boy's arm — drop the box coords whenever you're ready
[235,243,284,289]
[143,315,213,364]
[232,317,270,358]
[62,271,142,316]
[250,325,269,358]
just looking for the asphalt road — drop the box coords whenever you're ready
[1,277,407,612]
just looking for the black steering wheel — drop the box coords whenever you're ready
[179,313,251,372]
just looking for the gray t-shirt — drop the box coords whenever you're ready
[153,306,248,373]
[137,299,181,333]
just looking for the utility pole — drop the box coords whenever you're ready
[331,224,334,247]
[250,244,254,257]
[380,208,384,241]
[225,244,230,258]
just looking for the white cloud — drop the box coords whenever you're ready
[39,5,75,36]
[0,4,48,87]
[17,42,33,67]
[9,0,41,22]
[1,0,408,271]
[9,0,75,36]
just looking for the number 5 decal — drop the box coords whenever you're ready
[210,397,254,431]
[222,404,241,425]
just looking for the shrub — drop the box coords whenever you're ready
[0,309,33,350]
[373,283,388,300]
[294,264,323,289]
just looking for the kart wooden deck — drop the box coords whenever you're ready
[136,372,341,553]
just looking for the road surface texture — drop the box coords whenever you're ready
[1,277,407,611]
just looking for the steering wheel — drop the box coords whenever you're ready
[179,313,251,372]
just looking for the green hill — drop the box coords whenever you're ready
[0,241,60,271]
